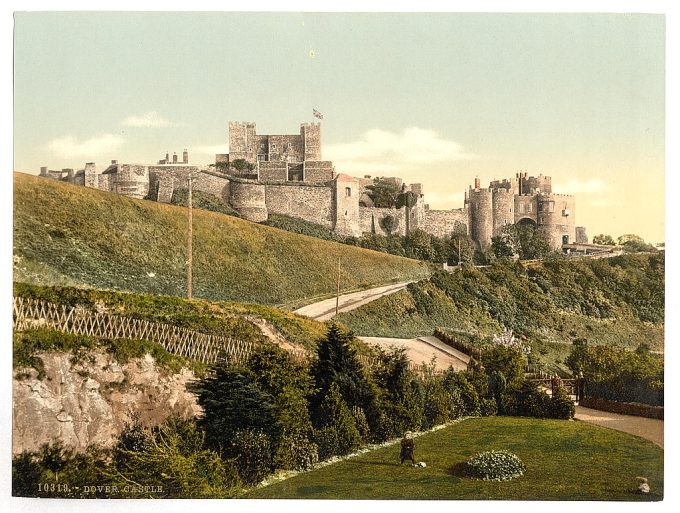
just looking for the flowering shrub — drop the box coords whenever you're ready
[464,450,526,481]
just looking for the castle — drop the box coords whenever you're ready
[39,121,585,250]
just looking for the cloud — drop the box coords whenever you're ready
[193,144,228,156]
[553,178,607,195]
[45,134,125,158]
[122,111,176,128]
[325,127,475,174]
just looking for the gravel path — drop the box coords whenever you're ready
[574,406,664,448]
[293,282,411,321]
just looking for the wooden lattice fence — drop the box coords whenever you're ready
[12,296,262,365]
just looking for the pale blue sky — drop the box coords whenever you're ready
[13,12,665,242]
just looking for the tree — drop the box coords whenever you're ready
[365,178,400,208]
[592,234,616,245]
[404,229,436,261]
[379,214,399,235]
[310,324,378,430]
[617,234,657,253]
[193,364,276,455]
[449,222,475,264]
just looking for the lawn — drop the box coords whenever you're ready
[246,416,663,501]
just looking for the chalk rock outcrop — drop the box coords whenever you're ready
[13,350,201,455]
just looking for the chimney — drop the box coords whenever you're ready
[40,166,48,176]
[165,151,169,163]
[173,152,178,164]
[474,176,481,189]
[183,149,188,164]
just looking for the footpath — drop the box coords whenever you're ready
[574,406,663,448]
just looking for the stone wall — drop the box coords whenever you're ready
[13,351,200,455]
[194,171,230,202]
[264,183,333,228]
[229,181,268,222]
[421,209,468,238]
[258,161,288,182]
[359,206,406,236]
[304,160,334,183]
[114,165,149,199]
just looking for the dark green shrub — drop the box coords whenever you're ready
[549,389,576,419]
[231,429,273,485]
[273,431,318,471]
[351,406,372,443]
[315,383,362,458]
[480,398,498,417]
[193,364,276,454]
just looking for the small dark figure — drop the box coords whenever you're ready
[400,431,415,465]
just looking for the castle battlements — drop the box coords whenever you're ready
[37,120,587,250]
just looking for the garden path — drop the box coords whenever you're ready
[575,406,663,448]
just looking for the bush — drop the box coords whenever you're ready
[464,450,526,481]
[315,383,362,459]
[502,381,550,418]
[549,389,575,419]
[273,432,318,471]
[231,429,273,485]
[480,398,498,417]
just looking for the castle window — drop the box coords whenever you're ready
[260,143,265,150]
[287,142,292,150]
[345,187,352,197]
[519,203,525,213]
[272,143,277,151]
[548,202,555,213]
[528,204,533,213]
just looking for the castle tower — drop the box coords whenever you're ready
[228,181,268,222]
[332,173,361,237]
[172,152,178,164]
[536,193,576,249]
[301,123,321,161]
[183,149,188,164]
[83,162,98,189]
[468,186,493,246]
[229,122,258,165]
[492,188,514,236]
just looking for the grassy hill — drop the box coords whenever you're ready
[247,416,663,500]
[13,173,431,306]
[337,254,664,373]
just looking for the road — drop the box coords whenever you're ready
[358,336,470,372]
[575,406,663,448]
[293,282,411,321]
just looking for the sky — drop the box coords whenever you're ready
[13,11,666,242]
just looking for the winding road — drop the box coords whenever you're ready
[293,281,411,321]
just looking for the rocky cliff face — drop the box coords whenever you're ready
[13,350,201,455]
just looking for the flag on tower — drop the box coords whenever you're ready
[313,108,324,120]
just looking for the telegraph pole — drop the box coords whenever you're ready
[335,257,341,316]
[187,173,194,299]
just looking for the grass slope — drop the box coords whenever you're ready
[337,255,664,372]
[13,173,431,306]
[247,416,663,500]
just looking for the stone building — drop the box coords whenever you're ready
[465,173,578,249]
[38,121,586,252]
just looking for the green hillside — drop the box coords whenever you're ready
[13,173,431,306]
[337,254,664,373]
